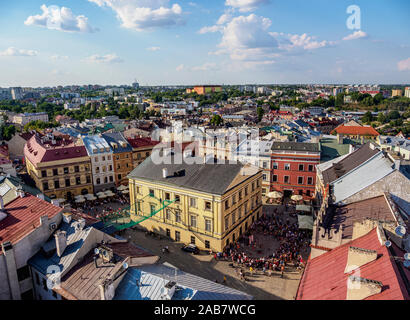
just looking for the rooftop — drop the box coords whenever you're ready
[297,228,410,300]
[332,124,380,136]
[126,137,160,149]
[271,141,320,153]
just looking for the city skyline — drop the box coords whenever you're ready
[1,0,410,87]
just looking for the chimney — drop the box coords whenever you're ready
[344,246,378,273]
[37,193,45,201]
[346,276,383,300]
[62,212,72,224]
[162,168,168,178]
[51,199,60,207]
[55,230,67,257]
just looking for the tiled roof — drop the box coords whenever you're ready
[332,124,380,136]
[126,137,159,149]
[297,228,410,300]
[0,194,62,252]
[271,141,320,153]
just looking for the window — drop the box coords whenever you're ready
[166,229,170,237]
[191,236,195,245]
[190,197,197,208]
[149,189,155,197]
[205,240,210,249]
[175,211,181,223]
[284,164,290,171]
[299,164,304,171]
[262,188,266,194]
[205,219,212,232]
[117,164,121,170]
[104,177,108,184]
[232,194,236,205]
[150,204,156,214]
[245,186,248,196]
[175,231,181,242]
[96,167,100,173]
[306,190,311,196]
[109,165,113,171]
[175,195,180,203]
[224,201,229,210]
[74,166,79,173]
[232,211,236,225]
[238,191,242,200]
[262,161,267,169]
[272,175,278,182]
[252,182,255,191]
[190,215,197,228]
[17,265,31,282]
[102,156,105,161]
[299,190,303,195]
[298,177,304,185]
[109,176,113,182]
[225,216,229,231]
[308,165,314,172]
[65,179,70,187]
[96,178,101,185]
[205,201,212,211]
[165,209,171,220]
[41,170,47,178]
[64,167,68,174]
[238,206,242,219]
[262,174,267,181]
[54,180,60,189]
[53,169,58,176]
[307,177,313,185]
[95,157,98,162]
[284,176,290,183]
[43,182,49,191]
[76,177,81,185]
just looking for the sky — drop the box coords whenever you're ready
[0,0,409,87]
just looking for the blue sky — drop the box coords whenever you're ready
[0,0,409,87]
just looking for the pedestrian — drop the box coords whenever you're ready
[223,276,227,284]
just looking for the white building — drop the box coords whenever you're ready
[12,112,49,125]
[82,135,115,192]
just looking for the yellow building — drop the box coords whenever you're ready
[128,157,262,252]
[24,133,93,200]
[391,89,403,97]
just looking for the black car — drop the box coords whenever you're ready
[181,244,200,254]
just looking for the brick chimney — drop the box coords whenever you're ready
[344,246,378,273]
[346,276,383,300]
[55,230,67,257]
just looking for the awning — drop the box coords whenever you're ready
[296,205,312,213]
[266,191,282,198]
[117,185,128,191]
[298,215,314,230]
[104,191,115,197]
[75,198,85,203]
[291,195,303,201]
[121,189,129,194]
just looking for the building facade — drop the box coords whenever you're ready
[24,133,93,200]
[270,142,321,199]
[126,137,159,168]
[82,135,115,192]
[128,158,263,252]
[186,85,222,95]
[102,132,133,186]
[12,112,49,126]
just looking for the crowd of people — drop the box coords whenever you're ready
[216,213,310,280]
[71,193,129,218]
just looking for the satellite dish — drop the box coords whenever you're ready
[395,225,406,237]
[94,248,100,255]
[385,240,392,248]
[404,253,410,261]
[123,262,128,269]
[404,260,410,268]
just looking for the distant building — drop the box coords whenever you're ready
[392,89,403,97]
[10,87,23,100]
[0,88,11,100]
[12,112,49,126]
[405,87,410,98]
[186,85,222,95]
[331,123,380,140]
[126,137,159,168]
[132,81,139,89]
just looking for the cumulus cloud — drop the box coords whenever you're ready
[85,53,124,63]
[226,0,269,12]
[88,0,184,31]
[343,30,368,41]
[285,33,330,50]
[147,46,160,51]
[198,25,223,34]
[25,5,98,33]
[0,47,38,57]
[398,58,410,71]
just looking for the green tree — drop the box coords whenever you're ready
[257,107,264,123]
[377,112,386,124]
[361,111,373,124]
[210,115,223,126]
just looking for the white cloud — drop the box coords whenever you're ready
[0,47,38,57]
[226,0,269,12]
[89,0,184,31]
[147,46,161,51]
[191,63,217,71]
[176,64,184,71]
[51,54,69,60]
[25,5,98,33]
[285,33,330,50]
[398,58,410,71]
[198,25,223,34]
[217,13,232,25]
[85,53,124,63]
[342,30,368,41]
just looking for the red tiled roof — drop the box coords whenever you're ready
[126,137,159,149]
[24,135,88,165]
[0,194,62,252]
[331,124,380,136]
[297,228,410,300]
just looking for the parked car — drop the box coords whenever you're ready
[181,244,200,254]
